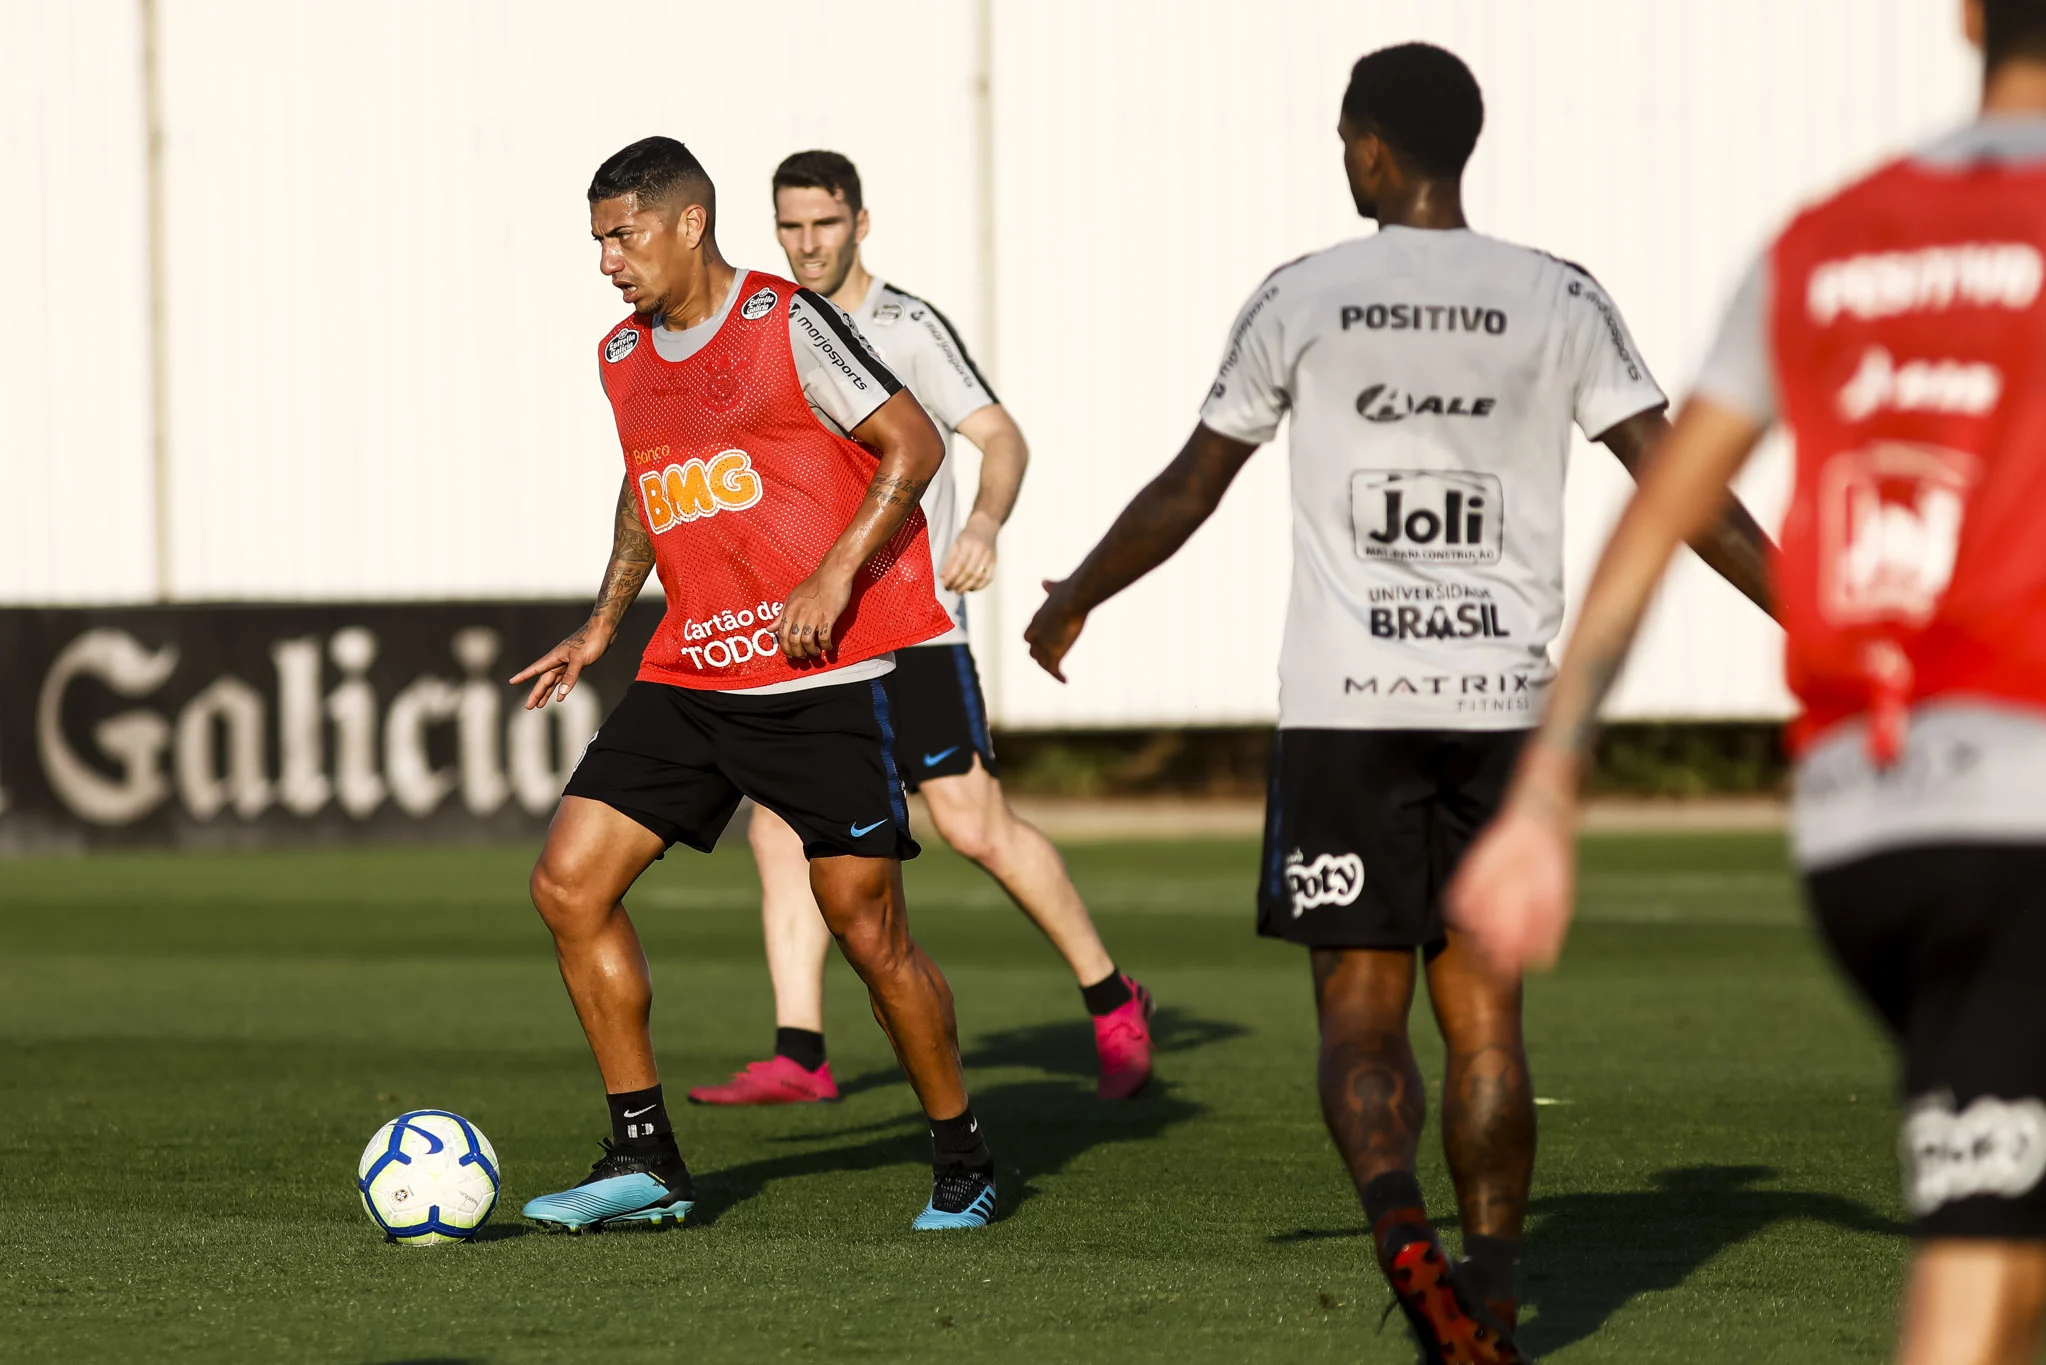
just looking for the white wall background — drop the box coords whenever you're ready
[0,0,1979,725]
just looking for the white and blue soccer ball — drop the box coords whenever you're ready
[356,1110,500,1245]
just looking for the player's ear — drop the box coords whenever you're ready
[1962,0,1984,50]
[855,206,871,246]
[679,202,709,249]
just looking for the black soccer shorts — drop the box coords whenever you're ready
[879,643,999,792]
[1805,842,2046,1240]
[563,676,918,861]
[1255,727,1528,950]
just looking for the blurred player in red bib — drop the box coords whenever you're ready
[1453,3,2046,1358]
[512,137,995,1234]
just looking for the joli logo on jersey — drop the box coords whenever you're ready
[1286,850,1365,918]
[638,449,764,533]
[1352,471,1503,564]
[1819,442,1979,625]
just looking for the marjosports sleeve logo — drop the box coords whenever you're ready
[638,449,764,532]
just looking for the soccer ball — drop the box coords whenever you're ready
[356,1110,501,1245]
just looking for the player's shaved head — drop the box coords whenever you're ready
[589,136,716,225]
[1983,0,2046,68]
[1340,43,1484,179]
[773,150,863,217]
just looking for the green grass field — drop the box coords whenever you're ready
[0,830,1906,1363]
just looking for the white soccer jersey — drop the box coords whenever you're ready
[846,280,999,645]
[1200,226,1667,730]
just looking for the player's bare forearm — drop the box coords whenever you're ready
[779,390,946,660]
[957,404,1028,532]
[510,475,655,708]
[1534,398,1771,785]
[1600,408,1777,619]
[1022,424,1258,680]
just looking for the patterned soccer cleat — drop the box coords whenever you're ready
[521,1140,694,1233]
[911,1161,996,1231]
[1093,975,1156,1100]
[1383,1236,1529,1365]
[687,1056,839,1106]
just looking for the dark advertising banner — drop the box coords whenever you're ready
[0,601,662,854]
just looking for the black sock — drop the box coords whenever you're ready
[1461,1233,1520,1310]
[1361,1169,1431,1259]
[929,1107,991,1169]
[1079,968,1133,1016]
[606,1084,673,1150]
[774,1027,826,1073]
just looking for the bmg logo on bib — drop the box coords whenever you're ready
[1352,470,1503,564]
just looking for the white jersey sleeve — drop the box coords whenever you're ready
[1693,253,1778,426]
[1199,275,1291,445]
[1559,268,1667,440]
[788,289,903,435]
[894,300,997,432]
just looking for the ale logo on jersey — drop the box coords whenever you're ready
[604,327,639,363]
[1351,470,1503,565]
[1819,442,1978,626]
[639,449,764,533]
[1355,384,1497,423]
[1285,850,1364,917]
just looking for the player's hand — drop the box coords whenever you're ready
[1023,578,1088,683]
[779,570,852,661]
[1444,750,1582,974]
[510,618,612,710]
[940,515,998,593]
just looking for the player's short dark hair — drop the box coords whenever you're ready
[772,150,863,217]
[588,136,716,219]
[1340,43,1484,179]
[1984,0,2046,68]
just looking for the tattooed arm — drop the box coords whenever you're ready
[1023,423,1260,682]
[1445,396,1769,971]
[778,389,948,661]
[1599,408,1777,619]
[511,474,658,709]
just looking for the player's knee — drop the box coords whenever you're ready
[528,855,602,936]
[833,914,913,978]
[928,790,1009,868]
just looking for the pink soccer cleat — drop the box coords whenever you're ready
[1092,976,1156,1100]
[686,1056,839,1106]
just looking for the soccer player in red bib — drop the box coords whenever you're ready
[1452,3,2046,1358]
[511,137,994,1232]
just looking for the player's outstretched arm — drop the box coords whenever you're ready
[779,389,947,661]
[510,474,657,710]
[1600,409,1778,620]
[1024,423,1258,682]
[1447,397,1767,973]
[941,404,1027,594]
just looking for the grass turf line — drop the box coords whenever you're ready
[0,833,1903,1363]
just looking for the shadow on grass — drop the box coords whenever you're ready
[1272,1165,1904,1352]
[467,1221,534,1244]
[1517,1164,1906,1356]
[832,1006,1249,1100]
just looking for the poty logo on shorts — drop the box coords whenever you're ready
[740,287,779,321]
[1901,1091,2046,1216]
[639,449,764,533]
[604,327,639,363]
[1286,850,1365,918]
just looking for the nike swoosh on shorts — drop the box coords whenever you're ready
[922,747,960,767]
[849,819,887,838]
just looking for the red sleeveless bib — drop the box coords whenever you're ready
[597,271,952,689]
[1772,156,2046,755]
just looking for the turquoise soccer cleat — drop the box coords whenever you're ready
[522,1139,694,1233]
[912,1161,996,1230]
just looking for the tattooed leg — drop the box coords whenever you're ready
[1426,932,1536,1240]
[1310,947,1425,1191]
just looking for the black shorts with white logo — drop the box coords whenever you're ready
[1805,842,2046,1240]
[1256,727,1528,950]
[880,643,999,792]
[563,677,919,862]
